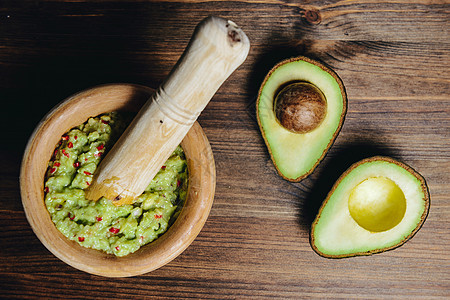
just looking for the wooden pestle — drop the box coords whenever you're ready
[85,16,250,205]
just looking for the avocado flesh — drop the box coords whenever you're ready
[311,157,430,258]
[257,57,346,181]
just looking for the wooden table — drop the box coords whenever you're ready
[1,1,449,298]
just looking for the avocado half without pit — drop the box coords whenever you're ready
[256,56,347,181]
[311,156,430,258]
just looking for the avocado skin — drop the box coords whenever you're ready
[256,56,347,182]
[310,156,430,259]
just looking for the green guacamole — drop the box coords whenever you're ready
[44,112,188,257]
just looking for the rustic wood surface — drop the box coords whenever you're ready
[1,0,449,298]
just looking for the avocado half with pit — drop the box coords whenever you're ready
[256,56,347,181]
[311,156,430,258]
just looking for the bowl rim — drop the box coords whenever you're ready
[20,83,216,277]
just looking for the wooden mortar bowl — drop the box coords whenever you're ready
[20,84,216,277]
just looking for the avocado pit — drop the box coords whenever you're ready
[274,82,327,133]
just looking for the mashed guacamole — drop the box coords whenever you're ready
[44,112,188,257]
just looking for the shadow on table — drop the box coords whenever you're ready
[0,3,188,155]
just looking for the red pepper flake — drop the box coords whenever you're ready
[161,166,166,170]
[62,149,70,158]
[96,216,102,222]
[154,214,163,219]
[97,144,104,151]
[84,171,92,176]
[51,149,58,161]
[78,237,85,242]
[74,136,78,140]
[86,181,90,186]
[44,187,49,193]
[50,167,56,174]
[109,227,120,234]
[54,162,61,167]
[68,212,75,220]
[177,180,182,188]
[73,162,80,168]
[67,142,73,148]
[61,135,69,141]
[85,158,88,161]
[115,246,120,251]
[94,152,102,157]
[101,120,110,125]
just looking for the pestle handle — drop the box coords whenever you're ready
[85,16,250,205]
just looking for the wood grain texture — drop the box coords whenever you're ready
[1,0,449,298]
